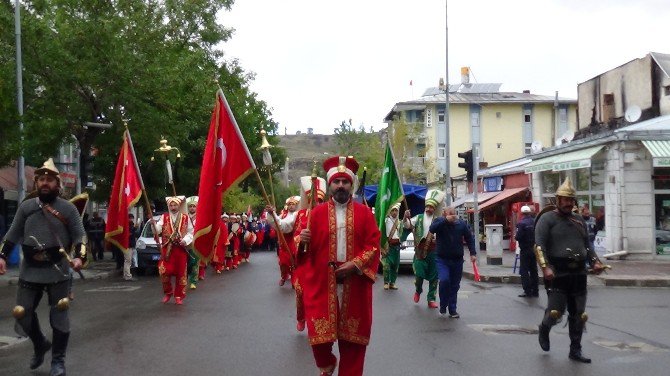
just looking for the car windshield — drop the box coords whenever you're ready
[141,221,155,238]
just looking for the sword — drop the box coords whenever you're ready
[29,236,69,277]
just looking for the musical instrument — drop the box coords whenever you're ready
[244,231,257,246]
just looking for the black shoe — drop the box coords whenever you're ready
[538,324,550,351]
[449,312,460,319]
[569,351,592,363]
[50,361,66,376]
[518,293,530,298]
[30,339,52,370]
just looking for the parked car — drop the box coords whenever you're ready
[135,216,161,275]
[399,233,415,266]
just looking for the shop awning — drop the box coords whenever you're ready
[477,187,529,211]
[451,191,500,208]
[551,145,604,171]
[642,140,670,167]
[523,156,556,174]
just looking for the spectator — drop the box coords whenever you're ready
[88,211,106,261]
[123,213,138,281]
[581,206,597,251]
[515,205,538,298]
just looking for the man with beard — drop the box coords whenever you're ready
[298,156,380,376]
[536,177,605,363]
[0,158,86,376]
[266,196,300,286]
[155,196,193,305]
[403,190,444,309]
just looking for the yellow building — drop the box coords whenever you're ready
[384,72,578,186]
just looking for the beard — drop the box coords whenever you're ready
[38,187,59,203]
[332,188,350,204]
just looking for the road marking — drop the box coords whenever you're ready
[85,285,141,292]
[468,324,538,335]
[593,340,669,352]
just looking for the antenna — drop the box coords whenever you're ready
[625,105,642,123]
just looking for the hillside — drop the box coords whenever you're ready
[276,134,339,187]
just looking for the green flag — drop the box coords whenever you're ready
[375,142,404,250]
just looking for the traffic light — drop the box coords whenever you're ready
[458,149,473,182]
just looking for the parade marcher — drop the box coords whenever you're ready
[212,212,229,274]
[231,214,244,268]
[0,158,86,376]
[403,190,444,309]
[185,196,200,288]
[515,205,538,297]
[240,213,255,263]
[382,202,402,290]
[226,214,243,270]
[123,213,138,281]
[536,177,605,363]
[292,175,327,332]
[88,211,105,261]
[429,206,476,318]
[154,196,193,305]
[298,156,380,376]
[267,196,300,286]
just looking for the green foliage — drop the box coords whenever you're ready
[222,185,263,214]
[333,120,384,183]
[387,117,436,184]
[0,0,282,205]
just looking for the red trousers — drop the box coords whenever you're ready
[159,248,188,299]
[225,257,233,269]
[198,263,206,279]
[312,340,367,376]
[210,261,224,272]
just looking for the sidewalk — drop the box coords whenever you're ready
[0,259,119,287]
[463,251,670,287]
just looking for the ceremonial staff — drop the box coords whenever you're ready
[303,159,319,254]
[151,137,181,197]
[256,130,295,267]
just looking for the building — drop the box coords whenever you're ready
[524,52,670,259]
[384,67,578,187]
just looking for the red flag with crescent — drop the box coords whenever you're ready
[193,89,256,260]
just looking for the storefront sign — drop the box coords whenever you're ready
[483,176,503,192]
[553,159,591,172]
[60,172,77,188]
[653,157,670,167]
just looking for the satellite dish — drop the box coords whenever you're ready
[530,140,543,153]
[625,105,642,123]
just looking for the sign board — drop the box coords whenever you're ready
[60,172,77,188]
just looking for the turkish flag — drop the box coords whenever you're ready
[105,130,143,253]
[193,89,256,260]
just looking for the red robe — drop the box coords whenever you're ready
[158,212,190,299]
[212,218,229,268]
[302,199,380,346]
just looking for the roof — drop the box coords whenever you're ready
[650,52,670,78]
[0,163,36,192]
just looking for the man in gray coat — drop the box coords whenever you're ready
[0,158,86,376]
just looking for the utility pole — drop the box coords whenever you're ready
[444,0,451,205]
[472,143,480,255]
[15,0,25,202]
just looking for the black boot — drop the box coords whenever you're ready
[50,329,70,376]
[568,317,591,363]
[27,319,51,370]
[538,324,551,352]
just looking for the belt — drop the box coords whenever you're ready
[549,257,586,272]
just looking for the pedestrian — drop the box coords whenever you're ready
[580,205,597,252]
[536,177,605,363]
[88,211,105,261]
[266,196,300,286]
[515,205,539,298]
[123,213,138,281]
[154,196,193,305]
[403,190,445,309]
[292,175,327,332]
[0,158,86,376]
[298,155,380,376]
[429,206,477,318]
[382,202,402,290]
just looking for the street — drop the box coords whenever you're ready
[1,251,669,375]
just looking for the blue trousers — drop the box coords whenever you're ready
[435,257,464,314]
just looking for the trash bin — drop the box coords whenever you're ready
[485,224,503,265]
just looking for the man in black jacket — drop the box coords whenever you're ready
[515,205,538,298]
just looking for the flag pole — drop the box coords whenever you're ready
[125,125,160,243]
[386,138,417,243]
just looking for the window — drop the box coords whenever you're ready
[438,109,445,123]
[524,112,531,123]
[524,142,532,156]
[665,85,670,96]
[604,94,614,105]
[438,144,446,159]
[417,143,426,158]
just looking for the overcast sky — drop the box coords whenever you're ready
[220,0,668,135]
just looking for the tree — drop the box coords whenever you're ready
[0,0,282,204]
[387,117,437,185]
[333,120,384,183]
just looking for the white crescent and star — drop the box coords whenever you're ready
[217,137,227,167]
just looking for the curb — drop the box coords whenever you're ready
[597,276,670,287]
[463,271,521,284]
[1,269,117,287]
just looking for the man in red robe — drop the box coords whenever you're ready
[299,156,380,376]
[267,196,300,286]
[155,196,193,305]
[292,175,327,332]
[211,213,229,274]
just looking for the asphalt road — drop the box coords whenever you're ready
[0,251,669,375]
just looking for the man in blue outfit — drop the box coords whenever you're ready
[429,207,476,318]
[515,205,538,297]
